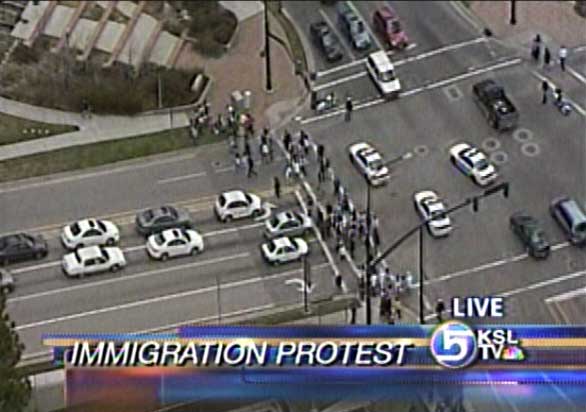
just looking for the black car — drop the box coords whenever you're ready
[550,197,586,246]
[135,205,193,236]
[472,79,519,131]
[0,233,48,265]
[310,21,344,62]
[509,212,550,259]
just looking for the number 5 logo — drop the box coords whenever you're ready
[430,321,478,369]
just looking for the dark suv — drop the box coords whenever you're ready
[310,21,344,62]
[510,212,550,259]
[0,233,48,265]
[550,197,586,246]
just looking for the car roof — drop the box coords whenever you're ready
[76,219,101,231]
[273,237,294,249]
[426,200,445,213]
[364,151,382,163]
[0,233,29,246]
[369,51,394,70]
[78,246,103,260]
[222,190,247,203]
[559,199,586,221]
[464,147,486,162]
[162,229,186,241]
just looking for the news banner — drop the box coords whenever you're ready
[44,296,586,407]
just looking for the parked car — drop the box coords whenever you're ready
[261,237,309,265]
[146,228,204,261]
[61,218,120,250]
[135,205,193,236]
[214,190,264,222]
[0,233,48,265]
[337,1,371,50]
[414,191,452,237]
[550,197,586,246]
[265,211,312,239]
[348,142,390,186]
[373,6,408,49]
[310,21,344,62]
[509,212,550,259]
[365,51,401,99]
[0,269,14,294]
[62,245,126,278]
[473,79,519,131]
[449,143,498,186]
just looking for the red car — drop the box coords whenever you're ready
[373,6,408,49]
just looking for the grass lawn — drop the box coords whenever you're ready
[0,113,79,146]
[0,127,224,183]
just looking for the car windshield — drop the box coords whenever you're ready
[97,220,107,232]
[530,229,546,244]
[73,250,82,263]
[575,222,586,236]
[70,222,81,236]
[431,210,446,220]
[101,249,109,261]
[389,20,402,33]
[144,210,154,221]
[323,33,335,47]
[154,233,165,245]
[219,195,226,207]
[245,194,253,205]
[379,69,395,82]
[475,159,489,170]
[369,158,383,170]
[267,242,277,253]
[351,20,364,34]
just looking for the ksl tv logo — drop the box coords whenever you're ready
[429,297,525,369]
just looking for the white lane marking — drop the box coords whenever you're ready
[7,252,251,304]
[20,303,278,362]
[313,71,368,92]
[567,66,586,86]
[319,9,357,62]
[12,223,268,275]
[14,263,330,330]
[215,166,235,173]
[157,171,207,184]
[412,241,570,288]
[545,286,586,303]
[302,58,522,125]
[0,153,198,195]
[530,70,586,116]
[347,1,384,52]
[450,0,485,32]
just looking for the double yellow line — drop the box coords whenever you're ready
[11,186,297,239]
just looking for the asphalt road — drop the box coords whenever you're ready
[0,143,339,360]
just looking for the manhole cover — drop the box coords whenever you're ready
[513,128,533,143]
[414,145,429,156]
[443,85,463,102]
[521,142,541,157]
[490,151,508,165]
[482,137,501,151]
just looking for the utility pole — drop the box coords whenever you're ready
[365,182,372,324]
[419,225,425,324]
[303,255,311,313]
[509,0,517,25]
[263,0,273,92]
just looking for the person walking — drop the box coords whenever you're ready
[274,177,281,199]
[559,45,567,72]
[283,130,292,154]
[247,156,257,178]
[541,80,549,104]
[317,144,325,163]
[244,141,251,158]
[531,34,541,62]
[234,152,242,171]
[543,47,551,68]
[344,96,354,122]
[436,299,446,323]
[261,141,269,164]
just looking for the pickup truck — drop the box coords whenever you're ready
[472,79,519,131]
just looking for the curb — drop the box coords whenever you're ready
[450,0,486,34]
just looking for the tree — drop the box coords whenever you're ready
[0,292,31,412]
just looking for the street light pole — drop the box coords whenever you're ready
[509,0,517,25]
[263,0,273,92]
[419,225,425,324]
[365,182,372,325]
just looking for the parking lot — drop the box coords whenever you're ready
[1,143,339,360]
[285,1,586,325]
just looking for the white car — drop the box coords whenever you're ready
[348,142,390,186]
[214,190,264,222]
[261,237,309,265]
[414,191,452,237]
[366,50,401,99]
[62,246,126,278]
[61,218,120,250]
[449,143,497,186]
[146,228,204,261]
[264,211,312,239]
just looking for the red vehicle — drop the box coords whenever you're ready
[373,6,408,49]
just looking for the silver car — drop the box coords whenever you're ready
[264,211,312,239]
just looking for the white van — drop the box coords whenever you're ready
[365,51,401,99]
